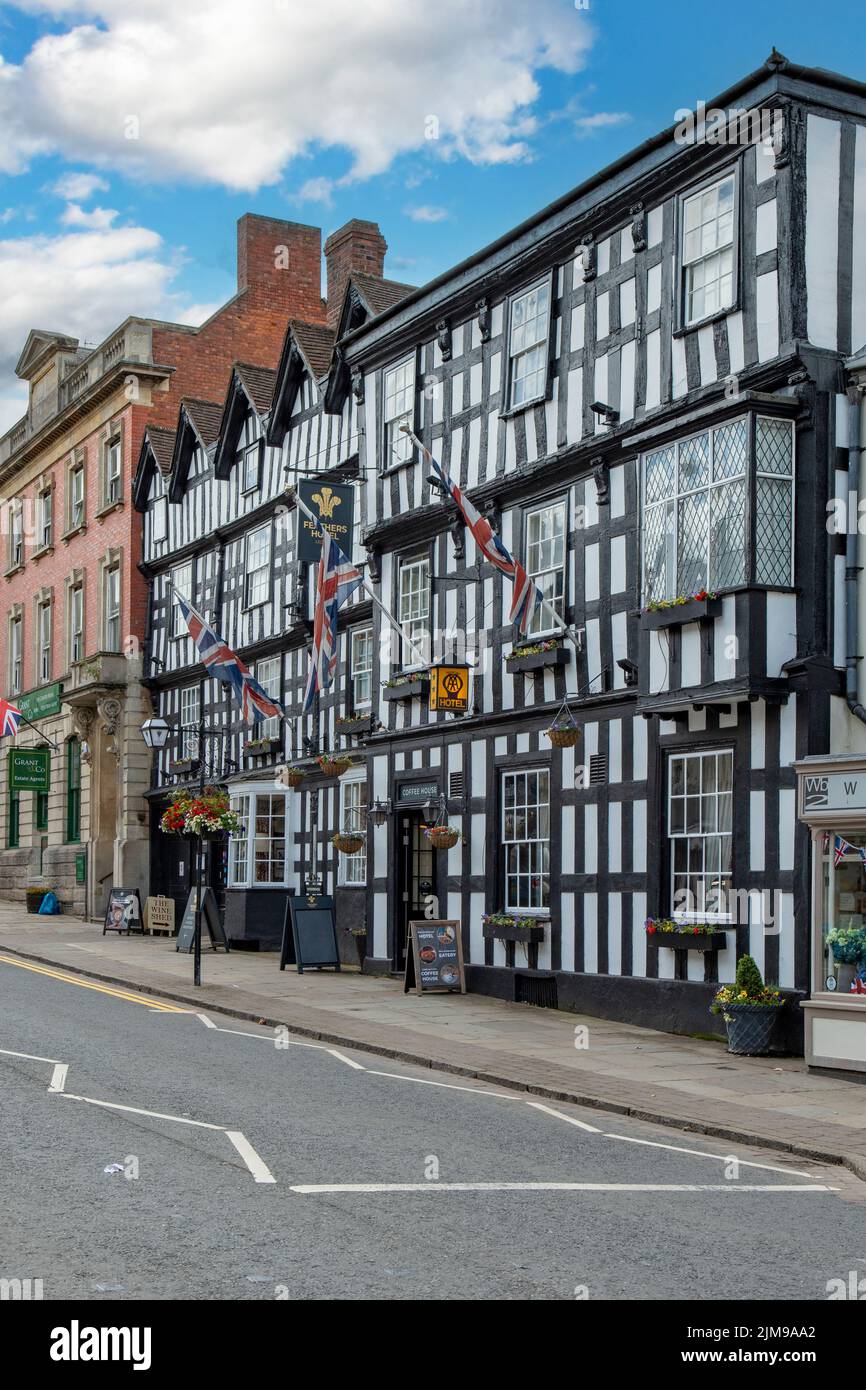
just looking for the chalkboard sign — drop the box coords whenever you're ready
[280,894,341,973]
[103,887,143,936]
[404,920,466,995]
[175,887,230,953]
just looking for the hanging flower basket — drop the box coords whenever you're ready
[318,754,353,778]
[424,825,461,850]
[332,832,365,854]
[283,766,306,789]
[546,724,581,748]
[159,789,242,838]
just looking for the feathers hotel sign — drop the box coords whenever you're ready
[297,480,354,562]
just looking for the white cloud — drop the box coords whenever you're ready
[0,1,593,191]
[49,170,109,201]
[0,222,216,432]
[59,202,118,229]
[573,111,632,135]
[404,204,449,224]
[296,176,335,207]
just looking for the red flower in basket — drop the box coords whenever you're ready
[646,923,656,934]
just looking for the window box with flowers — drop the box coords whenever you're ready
[244,736,281,758]
[482,912,547,944]
[641,589,722,631]
[383,672,430,701]
[644,917,727,951]
[335,712,375,737]
[506,638,569,674]
[168,756,200,777]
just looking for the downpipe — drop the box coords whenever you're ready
[846,387,866,723]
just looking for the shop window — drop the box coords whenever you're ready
[819,833,866,993]
[502,768,550,911]
[668,749,733,917]
[7,755,19,848]
[228,792,287,886]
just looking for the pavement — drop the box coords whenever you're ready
[4,952,866,1301]
[3,902,866,1184]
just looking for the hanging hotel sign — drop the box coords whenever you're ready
[9,748,50,791]
[297,479,355,562]
[18,683,63,722]
[801,771,866,815]
[429,664,470,713]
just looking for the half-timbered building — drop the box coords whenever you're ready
[139,58,866,1050]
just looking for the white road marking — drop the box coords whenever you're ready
[290,1182,839,1195]
[327,1048,365,1070]
[528,1101,602,1133]
[48,1063,68,1094]
[61,1093,226,1131]
[367,1069,521,1100]
[225,1130,277,1184]
[0,1044,63,1065]
[197,1013,217,1028]
[602,1131,817,1179]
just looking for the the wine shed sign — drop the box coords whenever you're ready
[9,748,50,791]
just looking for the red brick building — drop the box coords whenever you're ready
[0,214,328,914]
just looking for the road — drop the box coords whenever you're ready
[2,952,866,1302]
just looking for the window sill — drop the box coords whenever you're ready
[32,545,54,563]
[4,562,23,580]
[672,303,738,338]
[95,499,124,522]
[61,524,86,545]
[499,393,548,421]
[378,457,415,479]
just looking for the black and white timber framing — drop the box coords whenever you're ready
[135,55,866,1044]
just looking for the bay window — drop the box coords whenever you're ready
[641,414,794,604]
[502,769,550,912]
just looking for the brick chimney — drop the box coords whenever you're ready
[323,219,388,330]
[236,214,325,323]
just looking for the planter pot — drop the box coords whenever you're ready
[506,647,569,674]
[25,890,46,914]
[641,596,723,630]
[283,769,305,789]
[383,676,429,701]
[336,715,374,737]
[318,759,353,778]
[333,833,365,854]
[426,826,460,850]
[648,930,727,952]
[482,921,546,944]
[833,962,858,993]
[546,726,581,748]
[721,1002,783,1056]
[169,758,200,776]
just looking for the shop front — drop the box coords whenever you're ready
[796,755,866,1074]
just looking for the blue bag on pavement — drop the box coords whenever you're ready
[38,891,61,915]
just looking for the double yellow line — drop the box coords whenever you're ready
[0,954,189,1012]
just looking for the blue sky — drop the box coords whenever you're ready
[0,0,863,427]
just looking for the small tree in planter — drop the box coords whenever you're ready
[711,954,784,1056]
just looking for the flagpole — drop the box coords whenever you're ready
[400,427,585,656]
[286,486,429,669]
[16,710,59,751]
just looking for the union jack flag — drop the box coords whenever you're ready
[175,594,283,724]
[0,698,21,737]
[304,530,363,711]
[420,438,544,636]
[834,834,850,867]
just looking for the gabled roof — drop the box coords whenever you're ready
[334,273,416,341]
[168,397,223,503]
[15,329,80,380]
[213,363,276,478]
[132,425,177,511]
[267,319,336,447]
